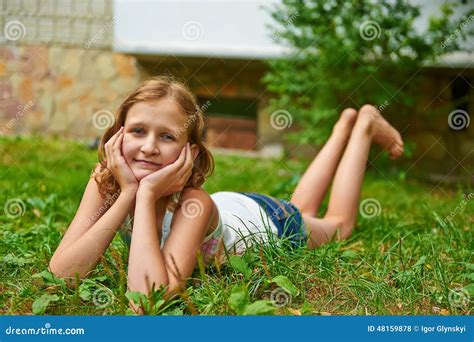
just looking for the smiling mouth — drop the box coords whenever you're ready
[134,159,161,167]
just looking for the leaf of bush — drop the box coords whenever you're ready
[229,255,252,280]
[272,275,299,296]
[341,250,358,259]
[414,255,427,268]
[243,300,275,315]
[78,285,92,301]
[126,291,151,313]
[32,294,59,314]
[228,284,250,315]
[32,270,66,287]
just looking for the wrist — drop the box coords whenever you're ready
[120,185,138,197]
[137,186,160,201]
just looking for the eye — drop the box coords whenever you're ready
[161,134,175,141]
[131,128,144,134]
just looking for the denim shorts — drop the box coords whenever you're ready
[240,192,307,249]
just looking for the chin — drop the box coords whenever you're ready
[131,168,152,181]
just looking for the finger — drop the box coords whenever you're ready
[176,145,192,177]
[106,126,123,147]
[185,142,191,165]
[105,127,122,159]
[113,130,124,157]
[112,127,124,149]
[174,145,187,168]
[186,142,193,168]
[109,128,125,165]
[179,160,193,185]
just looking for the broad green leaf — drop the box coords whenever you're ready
[243,300,275,315]
[32,270,66,287]
[126,291,150,313]
[413,255,427,268]
[78,285,92,301]
[32,294,59,315]
[229,255,252,280]
[2,254,32,266]
[341,250,358,259]
[228,285,250,315]
[272,275,299,297]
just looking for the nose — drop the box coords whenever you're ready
[140,136,160,155]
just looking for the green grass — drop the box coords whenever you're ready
[0,135,472,315]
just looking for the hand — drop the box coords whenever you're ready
[104,126,139,193]
[137,142,193,201]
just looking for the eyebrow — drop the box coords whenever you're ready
[127,121,178,132]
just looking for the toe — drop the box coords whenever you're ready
[341,108,358,123]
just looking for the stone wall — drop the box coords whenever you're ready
[0,45,141,139]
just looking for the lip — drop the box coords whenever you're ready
[134,159,161,168]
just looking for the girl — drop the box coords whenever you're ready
[49,76,404,309]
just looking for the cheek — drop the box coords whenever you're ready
[161,145,183,164]
[121,136,137,160]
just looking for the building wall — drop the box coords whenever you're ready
[0,45,141,139]
[406,68,473,182]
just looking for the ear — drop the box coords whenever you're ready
[190,144,199,161]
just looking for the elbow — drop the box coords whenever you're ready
[48,256,63,278]
[48,257,88,282]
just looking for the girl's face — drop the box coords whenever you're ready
[122,98,190,181]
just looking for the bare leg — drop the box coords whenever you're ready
[291,108,358,216]
[302,104,404,249]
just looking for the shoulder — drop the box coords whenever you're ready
[180,186,214,207]
[180,186,212,204]
[178,187,216,218]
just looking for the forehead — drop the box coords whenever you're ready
[125,99,187,130]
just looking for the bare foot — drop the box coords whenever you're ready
[333,108,358,138]
[358,104,404,159]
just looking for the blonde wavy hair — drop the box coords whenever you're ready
[92,76,214,203]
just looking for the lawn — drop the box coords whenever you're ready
[0,135,472,315]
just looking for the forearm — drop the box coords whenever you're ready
[127,191,169,295]
[49,190,136,278]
